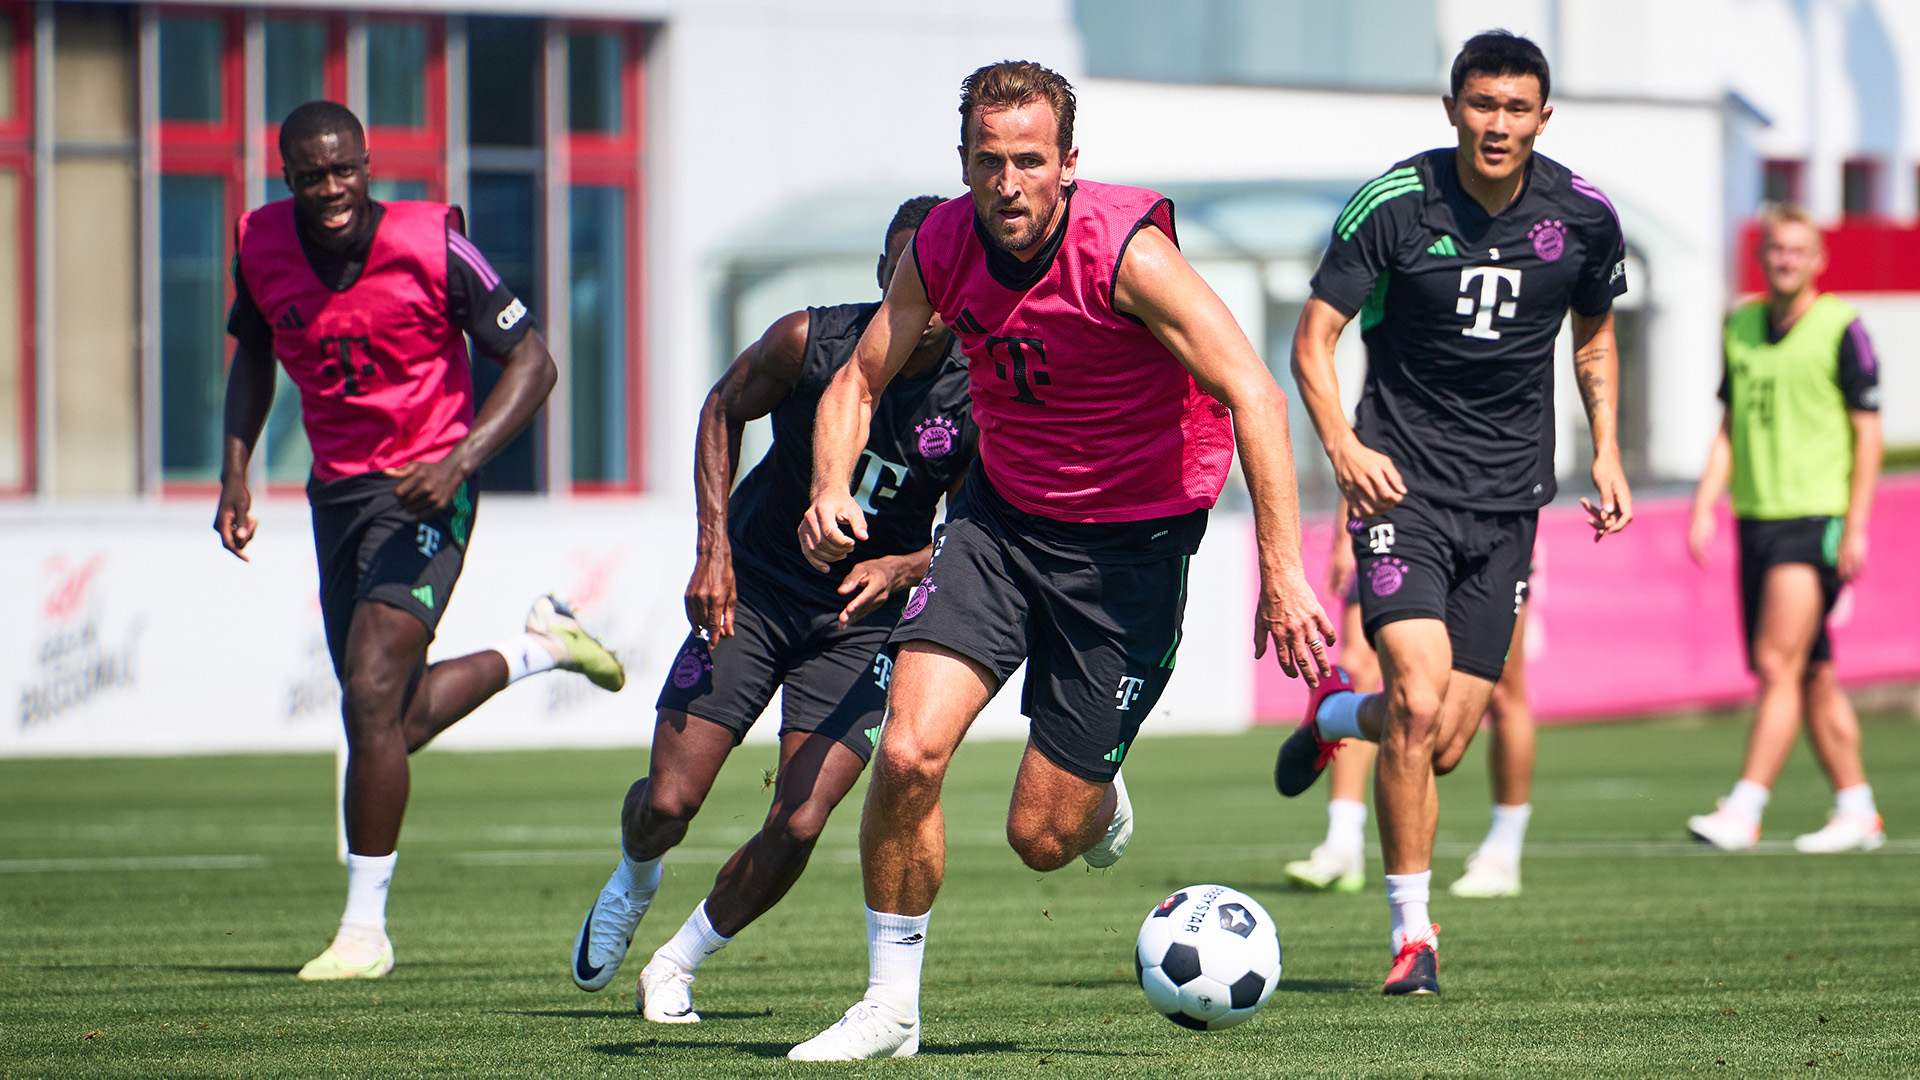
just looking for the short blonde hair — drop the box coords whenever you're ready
[1758,202,1822,246]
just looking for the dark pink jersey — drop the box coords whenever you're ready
[236,200,474,481]
[911,181,1233,523]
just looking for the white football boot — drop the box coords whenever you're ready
[638,957,700,1023]
[1447,852,1521,898]
[1793,812,1886,853]
[1687,804,1760,852]
[527,595,626,691]
[1082,771,1133,869]
[570,861,649,991]
[298,923,394,981]
[1284,844,1364,893]
[788,999,920,1061]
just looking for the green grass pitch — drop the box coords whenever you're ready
[2,712,1917,1078]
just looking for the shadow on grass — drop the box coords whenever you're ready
[590,1039,792,1060]
[1049,978,1135,989]
[1274,978,1371,994]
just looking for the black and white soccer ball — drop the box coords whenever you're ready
[1135,884,1281,1031]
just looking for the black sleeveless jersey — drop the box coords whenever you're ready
[727,303,978,604]
[1310,149,1627,511]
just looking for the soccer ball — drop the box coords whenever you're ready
[1135,884,1281,1031]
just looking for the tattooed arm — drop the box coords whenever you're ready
[1571,310,1633,540]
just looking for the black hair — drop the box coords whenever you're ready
[1450,30,1551,103]
[278,100,365,161]
[885,195,945,247]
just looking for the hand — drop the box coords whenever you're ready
[1581,453,1633,543]
[798,491,867,572]
[385,458,470,519]
[1324,523,1357,598]
[1330,438,1407,519]
[1837,524,1869,583]
[837,555,911,627]
[213,480,259,562]
[684,551,737,638]
[1253,566,1337,686]
[1686,507,1715,567]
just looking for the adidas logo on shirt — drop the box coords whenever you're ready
[276,305,306,330]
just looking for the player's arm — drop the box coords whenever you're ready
[389,330,557,517]
[1114,225,1334,684]
[686,310,808,637]
[1291,297,1406,517]
[1840,410,1882,582]
[1687,409,1733,567]
[1325,495,1357,597]
[833,467,968,627]
[1571,309,1632,540]
[214,337,276,562]
[800,242,931,571]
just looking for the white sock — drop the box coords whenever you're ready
[495,633,559,683]
[1835,784,1877,819]
[1384,870,1431,954]
[1314,691,1367,742]
[1478,803,1532,862]
[655,900,732,973]
[620,851,664,906]
[1724,779,1770,824]
[342,851,397,932]
[865,907,929,1018]
[1325,799,1367,855]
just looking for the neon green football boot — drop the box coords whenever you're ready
[528,595,626,692]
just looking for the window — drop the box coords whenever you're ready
[364,17,444,203]
[570,186,626,482]
[1761,159,1803,206]
[158,16,223,122]
[264,18,331,125]
[1077,0,1440,90]
[1842,159,1880,217]
[468,16,539,147]
[366,21,425,128]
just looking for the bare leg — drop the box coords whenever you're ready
[400,651,510,752]
[1005,741,1117,871]
[624,710,739,861]
[861,642,995,916]
[1737,565,1824,788]
[1487,604,1534,807]
[1801,661,1867,792]
[704,731,869,937]
[339,601,433,857]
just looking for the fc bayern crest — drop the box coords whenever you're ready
[1530,218,1566,262]
[1369,557,1408,597]
[915,417,958,459]
[670,639,714,689]
[902,579,936,619]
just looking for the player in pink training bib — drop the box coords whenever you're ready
[788,61,1333,1062]
[214,102,626,984]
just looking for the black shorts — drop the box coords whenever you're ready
[889,509,1192,785]
[1350,491,1536,682]
[655,569,897,763]
[309,472,477,676]
[1737,516,1842,669]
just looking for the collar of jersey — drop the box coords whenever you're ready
[1425,150,1548,240]
[974,183,1076,292]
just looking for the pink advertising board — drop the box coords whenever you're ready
[1254,475,1920,724]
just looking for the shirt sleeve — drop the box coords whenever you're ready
[1570,202,1628,318]
[1837,318,1880,411]
[225,254,275,353]
[446,217,536,357]
[1309,183,1401,318]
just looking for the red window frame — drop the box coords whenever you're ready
[0,1,34,495]
[565,22,645,494]
[156,8,247,499]
[364,15,446,201]
[259,11,347,187]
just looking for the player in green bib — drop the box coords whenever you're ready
[1685,203,1885,854]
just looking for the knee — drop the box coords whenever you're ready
[340,664,408,732]
[1434,733,1472,776]
[766,798,830,849]
[1752,645,1806,687]
[1385,685,1444,747]
[1006,821,1076,872]
[870,732,949,804]
[640,779,703,832]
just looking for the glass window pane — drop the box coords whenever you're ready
[468,17,539,146]
[466,172,540,491]
[57,5,134,141]
[159,16,222,122]
[0,169,21,488]
[568,32,622,134]
[263,376,312,484]
[369,179,429,202]
[367,22,426,128]
[160,174,228,481]
[0,15,15,122]
[569,186,626,482]
[265,19,327,126]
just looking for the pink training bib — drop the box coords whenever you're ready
[237,200,475,481]
[912,181,1233,523]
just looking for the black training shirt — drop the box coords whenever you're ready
[227,201,535,358]
[1311,149,1628,511]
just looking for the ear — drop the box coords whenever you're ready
[876,253,889,292]
[956,143,968,186]
[1536,103,1553,134]
[1060,145,1078,186]
[1441,95,1457,126]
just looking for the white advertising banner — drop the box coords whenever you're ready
[0,498,1255,758]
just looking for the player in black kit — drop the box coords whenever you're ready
[567,196,978,1022]
[1276,32,1634,995]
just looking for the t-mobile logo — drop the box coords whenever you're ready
[1368,523,1395,554]
[1115,676,1146,711]
[985,334,1050,405]
[850,450,909,514]
[871,651,893,690]
[1456,266,1524,340]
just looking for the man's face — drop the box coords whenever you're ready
[1758,220,1826,298]
[959,100,1077,256]
[282,130,371,253]
[879,227,948,351]
[1445,72,1550,188]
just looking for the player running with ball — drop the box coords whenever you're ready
[790,60,1331,1060]
[1277,32,1632,995]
